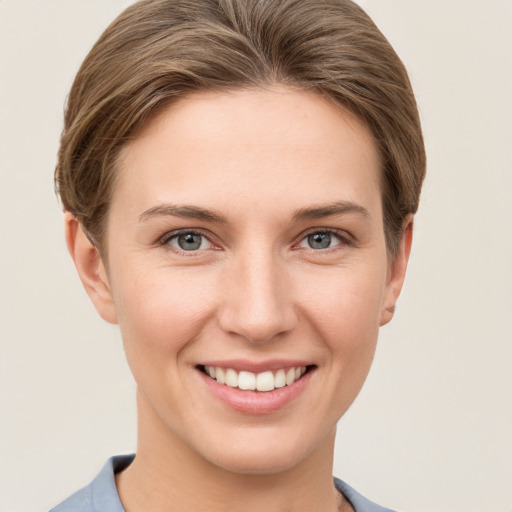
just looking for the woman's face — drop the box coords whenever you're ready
[77,87,409,474]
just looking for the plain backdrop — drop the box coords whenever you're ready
[1,1,511,511]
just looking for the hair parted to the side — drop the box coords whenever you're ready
[55,0,426,257]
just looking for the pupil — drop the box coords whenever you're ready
[178,233,202,250]
[309,232,331,249]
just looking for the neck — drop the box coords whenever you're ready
[116,392,348,512]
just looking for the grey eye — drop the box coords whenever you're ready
[177,233,202,250]
[168,232,212,251]
[298,231,345,251]
[307,232,333,249]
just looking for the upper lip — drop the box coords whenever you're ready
[196,359,315,373]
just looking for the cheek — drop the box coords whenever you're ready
[295,262,386,392]
[297,262,387,337]
[110,265,218,368]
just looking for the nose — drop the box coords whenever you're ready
[217,248,298,344]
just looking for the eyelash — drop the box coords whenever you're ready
[158,228,353,254]
[295,228,353,252]
[159,229,217,254]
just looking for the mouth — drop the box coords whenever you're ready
[197,364,316,392]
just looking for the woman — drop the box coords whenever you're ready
[51,0,425,511]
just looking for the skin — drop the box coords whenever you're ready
[66,86,412,512]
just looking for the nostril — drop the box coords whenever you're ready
[217,287,299,344]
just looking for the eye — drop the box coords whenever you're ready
[164,231,214,252]
[298,230,345,250]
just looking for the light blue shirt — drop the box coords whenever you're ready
[50,455,396,512]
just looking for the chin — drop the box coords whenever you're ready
[195,424,333,476]
[207,447,307,476]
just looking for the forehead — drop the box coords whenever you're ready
[113,86,382,220]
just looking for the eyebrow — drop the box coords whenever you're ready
[291,201,370,221]
[138,204,228,224]
[138,200,369,224]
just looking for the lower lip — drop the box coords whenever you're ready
[198,368,314,415]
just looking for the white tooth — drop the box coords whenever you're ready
[256,371,275,392]
[295,367,301,380]
[238,371,256,390]
[207,366,216,378]
[274,369,286,388]
[285,368,295,385]
[225,368,239,388]
[300,366,307,376]
[215,367,226,384]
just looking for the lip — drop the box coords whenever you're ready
[196,362,316,415]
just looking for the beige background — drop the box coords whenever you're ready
[1,1,511,511]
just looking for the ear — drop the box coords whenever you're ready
[64,212,118,324]
[379,215,414,326]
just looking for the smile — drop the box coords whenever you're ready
[201,365,309,392]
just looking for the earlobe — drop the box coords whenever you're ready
[64,212,118,325]
[379,216,414,326]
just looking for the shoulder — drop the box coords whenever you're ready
[50,455,134,512]
[51,457,395,512]
[334,478,398,512]
[50,484,94,512]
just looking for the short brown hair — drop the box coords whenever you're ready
[55,0,426,256]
